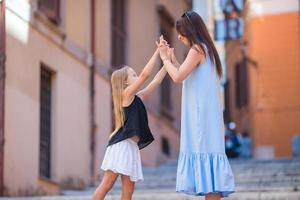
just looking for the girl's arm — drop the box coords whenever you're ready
[160,46,204,83]
[137,67,167,101]
[123,48,159,98]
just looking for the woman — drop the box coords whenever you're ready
[157,11,235,199]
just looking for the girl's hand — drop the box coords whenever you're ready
[157,35,169,47]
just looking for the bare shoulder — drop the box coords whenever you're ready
[136,92,145,101]
[191,44,205,55]
[122,93,135,107]
[190,44,205,65]
[186,45,204,65]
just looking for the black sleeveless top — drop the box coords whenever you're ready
[108,95,154,150]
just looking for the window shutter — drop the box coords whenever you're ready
[38,0,60,24]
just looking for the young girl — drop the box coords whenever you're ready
[157,11,235,199]
[92,38,169,200]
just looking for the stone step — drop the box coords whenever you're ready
[104,159,300,193]
[2,191,300,200]
[4,159,300,200]
[107,183,300,193]
[141,173,300,180]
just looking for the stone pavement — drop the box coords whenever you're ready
[1,159,300,200]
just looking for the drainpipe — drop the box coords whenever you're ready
[89,0,96,186]
[0,0,6,196]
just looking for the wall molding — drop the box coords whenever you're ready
[6,1,110,81]
[248,0,299,17]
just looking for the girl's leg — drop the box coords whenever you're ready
[92,170,118,200]
[120,175,135,200]
[205,193,221,200]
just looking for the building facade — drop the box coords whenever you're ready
[2,0,191,196]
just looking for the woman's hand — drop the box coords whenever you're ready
[156,36,170,61]
[168,48,176,63]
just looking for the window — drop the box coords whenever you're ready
[38,0,60,24]
[111,0,127,68]
[214,18,243,41]
[158,6,174,119]
[220,0,244,14]
[214,0,244,41]
[235,60,248,108]
[162,137,170,156]
[224,81,231,123]
[39,65,53,179]
[110,0,127,131]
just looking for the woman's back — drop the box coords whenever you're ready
[181,48,225,153]
[177,46,235,197]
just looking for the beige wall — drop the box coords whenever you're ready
[65,0,90,52]
[95,0,111,70]
[5,22,91,195]
[4,1,112,195]
[94,75,111,179]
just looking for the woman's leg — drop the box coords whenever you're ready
[205,193,221,200]
[120,175,135,200]
[92,170,118,200]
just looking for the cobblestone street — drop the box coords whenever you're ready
[1,159,300,200]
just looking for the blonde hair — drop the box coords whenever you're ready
[110,66,130,138]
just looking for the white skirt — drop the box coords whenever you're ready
[101,138,143,182]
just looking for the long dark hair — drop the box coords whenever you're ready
[176,11,222,78]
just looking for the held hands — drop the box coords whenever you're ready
[156,35,174,62]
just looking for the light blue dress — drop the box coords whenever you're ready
[176,46,235,197]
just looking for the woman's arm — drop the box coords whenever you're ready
[160,47,204,83]
[123,48,160,98]
[170,48,180,68]
[137,66,167,101]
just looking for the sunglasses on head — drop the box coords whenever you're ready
[182,11,193,25]
[180,11,198,39]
